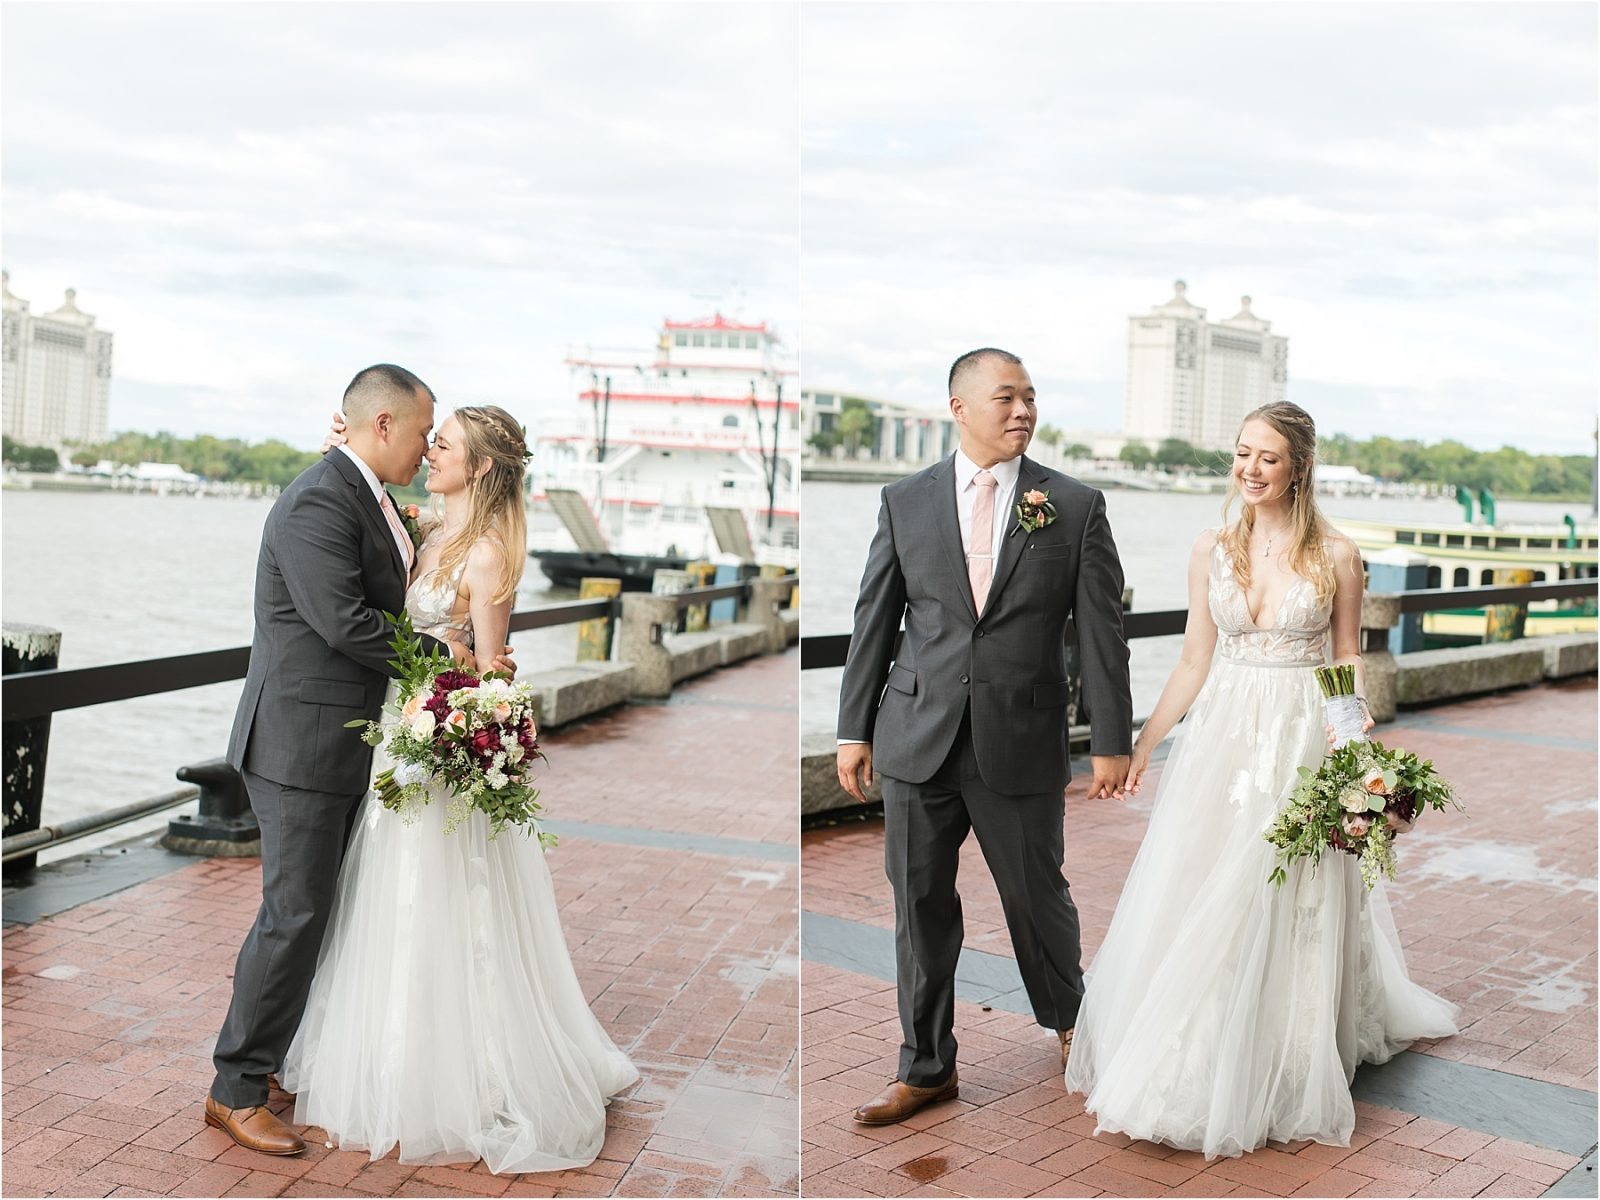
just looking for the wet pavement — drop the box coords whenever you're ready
[2,650,798,1199]
[801,676,1597,1198]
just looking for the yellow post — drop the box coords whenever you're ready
[684,561,715,631]
[577,577,622,661]
[1485,568,1533,643]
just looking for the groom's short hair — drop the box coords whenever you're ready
[949,347,1023,398]
[342,364,434,420]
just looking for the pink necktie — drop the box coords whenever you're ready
[969,469,997,613]
[380,492,416,575]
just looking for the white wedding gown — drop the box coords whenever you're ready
[1064,538,1457,1158]
[281,556,639,1172]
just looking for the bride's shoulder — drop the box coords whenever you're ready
[1193,526,1227,554]
[1319,524,1360,562]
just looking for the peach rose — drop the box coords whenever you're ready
[445,710,468,732]
[401,692,424,721]
[1023,489,1047,506]
[1342,813,1371,839]
[402,503,420,520]
[1361,767,1388,795]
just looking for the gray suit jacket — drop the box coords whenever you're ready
[837,453,1132,795]
[227,450,446,795]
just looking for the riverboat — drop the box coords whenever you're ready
[527,314,797,589]
[1334,489,1599,638]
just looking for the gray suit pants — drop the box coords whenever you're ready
[882,713,1086,1087]
[210,768,364,1108]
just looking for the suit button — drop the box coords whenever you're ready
[960,674,970,685]
[975,629,985,638]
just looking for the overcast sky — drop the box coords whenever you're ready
[3,2,799,448]
[801,2,1597,456]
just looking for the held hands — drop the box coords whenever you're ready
[837,743,874,804]
[321,410,349,454]
[1086,754,1130,802]
[1124,741,1154,796]
[444,636,519,680]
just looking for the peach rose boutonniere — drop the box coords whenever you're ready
[1010,488,1057,537]
[398,503,425,552]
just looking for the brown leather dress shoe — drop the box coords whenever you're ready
[267,1074,295,1100]
[852,1074,959,1125]
[204,1095,306,1155]
[1058,1028,1074,1070]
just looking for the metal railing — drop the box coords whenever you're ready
[1,576,797,863]
[799,580,1597,671]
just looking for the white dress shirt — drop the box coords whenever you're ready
[838,448,1024,746]
[338,444,415,571]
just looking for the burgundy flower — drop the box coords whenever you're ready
[433,669,481,695]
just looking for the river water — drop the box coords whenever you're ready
[801,480,1584,739]
[1,488,584,861]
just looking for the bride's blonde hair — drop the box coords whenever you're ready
[1217,401,1337,606]
[427,406,528,604]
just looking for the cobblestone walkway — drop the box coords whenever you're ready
[3,651,799,1199]
[801,677,1597,1198]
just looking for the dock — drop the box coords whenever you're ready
[801,675,1597,1198]
[2,650,798,1198]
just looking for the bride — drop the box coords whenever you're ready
[1063,401,1456,1158]
[281,405,638,1172]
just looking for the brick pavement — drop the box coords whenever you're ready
[801,677,1597,1197]
[3,650,799,1199]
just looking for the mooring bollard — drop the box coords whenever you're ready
[2,623,61,877]
[162,758,261,856]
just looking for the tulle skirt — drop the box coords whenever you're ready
[281,742,639,1173]
[1064,657,1457,1159]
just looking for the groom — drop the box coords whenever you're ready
[836,348,1132,1124]
[206,365,500,1154]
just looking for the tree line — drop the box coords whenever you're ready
[3,431,322,488]
[1036,428,1593,500]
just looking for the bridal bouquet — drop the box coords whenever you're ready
[1265,665,1458,889]
[347,612,554,846]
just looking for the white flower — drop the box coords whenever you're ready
[410,710,437,739]
[505,743,525,764]
[485,768,508,789]
[492,751,506,769]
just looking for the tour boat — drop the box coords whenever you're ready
[527,314,798,590]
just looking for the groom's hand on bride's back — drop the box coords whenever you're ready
[1084,754,1131,802]
[837,742,874,804]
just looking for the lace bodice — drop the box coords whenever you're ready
[405,535,473,647]
[1207,537,1329,667]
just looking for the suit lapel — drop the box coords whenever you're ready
[984,455,1048,612]
[327,450,407,585]
[379,488,410,582]
[929,456,979,625]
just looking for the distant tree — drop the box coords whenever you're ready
[71,450,99,467]
[1036,425,1062,448]
[836,404,873,457]
[807,429,840,456]
[1062,442,1092,461]
[1155,438,1196,469]
[1119,442,1153,469]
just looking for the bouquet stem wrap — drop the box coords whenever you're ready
[1326,695,1367,749]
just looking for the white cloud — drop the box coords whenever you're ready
[800,2,1597,455]
[3,1,800,447]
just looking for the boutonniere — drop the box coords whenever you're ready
[1010,488,1056,537]
[398,503,425,551]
